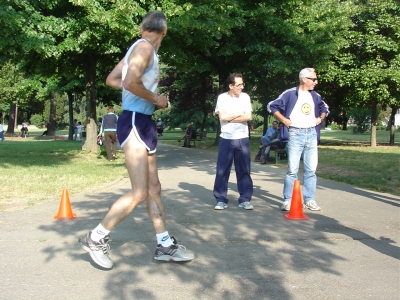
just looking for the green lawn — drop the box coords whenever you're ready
[0,137,127,209]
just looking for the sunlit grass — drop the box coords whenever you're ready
[0,139,127,209]
[317,146,399,195]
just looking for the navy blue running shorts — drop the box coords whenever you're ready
[117,110,157,153]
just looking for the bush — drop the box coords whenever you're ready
[376,125,386,130]
[327,124,342,130]
[348,108,371,134]
[30,114,45,128]
[56,122,68,130]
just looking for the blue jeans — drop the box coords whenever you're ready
[283,127,318,203]
[255,137,271,160]
[213,137,253,204]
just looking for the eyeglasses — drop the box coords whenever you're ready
[306,77,318,82]
[234,83,245,88]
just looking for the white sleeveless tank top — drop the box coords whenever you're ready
[121,39,159,115]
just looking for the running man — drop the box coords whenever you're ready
[78,11,194,269]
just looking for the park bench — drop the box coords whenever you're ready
[190,131,207,147]
[272,148,287,163]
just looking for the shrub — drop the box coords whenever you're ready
[376,125,386,130]
[30,114,45,128]
[327,124,342,130]
[348,108,371,134]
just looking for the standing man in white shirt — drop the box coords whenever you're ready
[213,73,254,211]
[268,68,329,212]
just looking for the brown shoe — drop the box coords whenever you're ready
[260,159,266,164]
[254,157,261,162]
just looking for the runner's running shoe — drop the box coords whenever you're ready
[154,237,194,262]
[78,231,113,269]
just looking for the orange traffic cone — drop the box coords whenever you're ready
[18,133,21,140]
[60,135,63,140]
[284,180,308,220]
[54,189,76,219]
[54,135,56,140]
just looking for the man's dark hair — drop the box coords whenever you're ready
[226,73,243,86]
[142,11,167,33]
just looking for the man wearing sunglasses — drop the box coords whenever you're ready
[267,68,329,212]
[213,73,254,211]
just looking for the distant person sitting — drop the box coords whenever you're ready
[178,124,193,147]
[259,122,286,164]
[41,122,50,136]
[254,121,278,162]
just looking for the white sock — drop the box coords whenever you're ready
[90,224,110,242]
[156,232,173,247]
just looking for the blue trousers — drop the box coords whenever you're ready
[283,127,318,202]
[213,137,253,204]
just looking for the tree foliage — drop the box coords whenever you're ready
[1,0,397,147]
[323,0,400,146]
[161,0,353,135]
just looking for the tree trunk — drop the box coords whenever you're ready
[82,118,99,152]
[263,107,269,136]
[213,71,226,146]
[7,104,16,134]
[47,91,57,136]
[342,110,348,130]
[389,106,396,146]
[67,91,74,140]
[82,55,99,152]
[370,102,377,147]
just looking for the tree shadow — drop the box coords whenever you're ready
[4,143,397,299]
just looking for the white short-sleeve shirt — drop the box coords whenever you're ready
[215,92,252,140]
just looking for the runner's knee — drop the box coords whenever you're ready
[148,181,161,197]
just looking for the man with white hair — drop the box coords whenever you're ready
[267,68,329,212]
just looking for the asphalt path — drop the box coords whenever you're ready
[0,143,399,300]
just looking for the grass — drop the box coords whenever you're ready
[317,145,399,194]
[1,128,399,210]
[0,131,127,210]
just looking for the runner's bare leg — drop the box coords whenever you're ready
[100,132,166,233]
